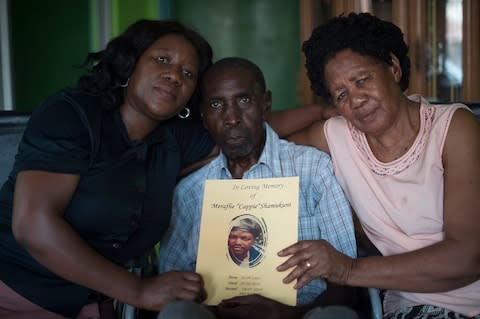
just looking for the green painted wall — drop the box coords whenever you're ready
[173,0,301,110]
[10,0,90,110]
[111,0,160,36]
[9,0,299,111]
[9,0,161,110]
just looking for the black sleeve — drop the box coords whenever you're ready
[14,92,91,175]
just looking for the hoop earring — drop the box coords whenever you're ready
[177,107,190,119]
[120,78,130,88]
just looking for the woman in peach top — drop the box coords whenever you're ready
[277,12,480,319]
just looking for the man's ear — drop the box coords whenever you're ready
[389,53,402,83]
[262,90,272,120]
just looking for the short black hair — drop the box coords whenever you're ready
[203,57,266,94]
[303,12,410,100]
[78,19,212,114]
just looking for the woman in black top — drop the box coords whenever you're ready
[0,19,216,317]
[0,19,324,318]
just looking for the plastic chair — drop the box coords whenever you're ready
[116,247,382,319]
[356,228,383,319]
[114,266,142,319]
[115,248,160,319]
[367,287,383,319]
[0,111,30,183]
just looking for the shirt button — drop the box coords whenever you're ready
[112,242,122,249]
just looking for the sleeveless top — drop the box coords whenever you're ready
[324,95,480,316]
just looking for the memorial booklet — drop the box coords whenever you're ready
[195,176,299,306]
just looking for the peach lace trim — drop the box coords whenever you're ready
[348,104,435,176]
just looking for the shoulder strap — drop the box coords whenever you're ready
[60,90,103,168]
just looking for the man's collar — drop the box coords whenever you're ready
[214,122,281,177]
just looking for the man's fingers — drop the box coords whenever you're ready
[181,271,203,282]
[276,256,296,272]
[281,264,305,284]
[175,282,207,302]
[294,273,314,289]
[276,250,311,272]
[278,240,312,257]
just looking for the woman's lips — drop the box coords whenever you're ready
[357,108,377,122]
[153,86,177,100]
